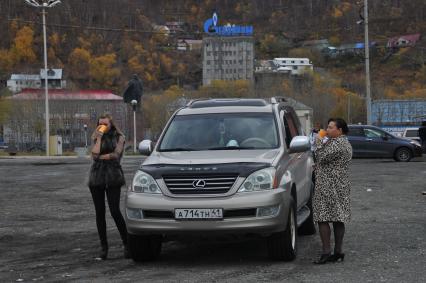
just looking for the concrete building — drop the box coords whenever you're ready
[40,69,66,89]
[7,69,66,93]
[202,36,254,85]
[273,58,313,75]
[177,39,203,51]
[7,74,41,93]
[3,89,128,151]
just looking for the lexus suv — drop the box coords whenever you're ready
[125,98,315,262]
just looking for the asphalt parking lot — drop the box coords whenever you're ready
[0,156,425,282]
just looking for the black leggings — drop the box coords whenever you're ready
[89,185,127,247]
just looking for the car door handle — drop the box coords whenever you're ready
[365,138,373,141]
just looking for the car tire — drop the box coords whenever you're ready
[298,183,316,235]
[394,147,412,162]
[267,198,297,261]
[128,234,162,262]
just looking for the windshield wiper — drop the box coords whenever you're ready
[160,148,198,152]
[207,146,256,150]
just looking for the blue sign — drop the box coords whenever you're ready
[204,12,253,36]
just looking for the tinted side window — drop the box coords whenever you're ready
[348,128,364,137]
[364,128,384,138]
[283,113,298,148]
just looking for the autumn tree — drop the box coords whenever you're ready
[89,53,120,89]
[11,26,37,65]
[196,80,254,98]
[143,85,184,136]
[68,47,91,84]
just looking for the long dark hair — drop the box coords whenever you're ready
[92,113,124,140]
[328,118,349,134]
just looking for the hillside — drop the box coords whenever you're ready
[0,0,425,99]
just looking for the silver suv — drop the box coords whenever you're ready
[125,98,315,262]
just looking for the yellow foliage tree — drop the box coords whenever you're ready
[159,54,173,75]
[197,80,253,98]
[143,85,184,135]
[11,26,37,64]
[89,53,120,88]
[68,47,91,80]
[128,56,144,75]
[0,49,13,77]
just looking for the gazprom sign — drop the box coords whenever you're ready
[204,12,253,36]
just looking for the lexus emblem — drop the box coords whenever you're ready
[192,179,206,189]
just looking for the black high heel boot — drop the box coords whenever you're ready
[99,245,108,260]
[328,253,345,262]
[314,253,331,264]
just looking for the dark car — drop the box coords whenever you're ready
[347,125,423,162]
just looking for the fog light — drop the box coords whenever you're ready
[257,205,280,217]
[126,208,143,219]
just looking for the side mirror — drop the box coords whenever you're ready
[289,136,310,154]
[382,135,389,141]
[138,139,153,155]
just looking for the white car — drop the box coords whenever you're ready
[402,127,420,142]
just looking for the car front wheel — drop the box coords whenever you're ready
[128,234,162,262]
[394,147,412,162]
[267,199,297,261]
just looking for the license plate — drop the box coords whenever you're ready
[175,208,223,220]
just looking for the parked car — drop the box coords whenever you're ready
[402,127,421,143]
[0,142,8,150]
[347,125,423,162]
[125,97,315,262]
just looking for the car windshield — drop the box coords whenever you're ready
[159,113,279,151]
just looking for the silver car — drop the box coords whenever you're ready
[125,97,315,261]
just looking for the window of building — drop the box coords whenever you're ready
[206,60,211,65]
[293,66,298,70]
[291,60,295,63]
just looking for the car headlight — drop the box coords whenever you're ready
[410,140,421,147]
[131,171,162,194]
[238,168,277,192]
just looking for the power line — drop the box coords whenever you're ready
[7,18,202,35]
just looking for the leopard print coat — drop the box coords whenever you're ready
[313,135,352,223]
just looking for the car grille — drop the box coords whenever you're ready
[163,174,239,195]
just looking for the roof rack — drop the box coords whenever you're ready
[270,97,288,104]
[187,98,269,108]
[186,98,211,107]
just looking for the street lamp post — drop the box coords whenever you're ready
[364,0,372,125]
[83,124,88,148]
[24,0,61,156]
[131,100,138,153]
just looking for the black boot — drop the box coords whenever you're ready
[99,244,108,260]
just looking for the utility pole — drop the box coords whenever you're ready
[364,0,372,125]
[24,0,62,156]
[131,100,138,153]
[347,95,351,124]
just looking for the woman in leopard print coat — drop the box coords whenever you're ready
[313,118,352,264]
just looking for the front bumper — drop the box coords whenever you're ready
[412,145,423,157]
[125,188,291,236]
